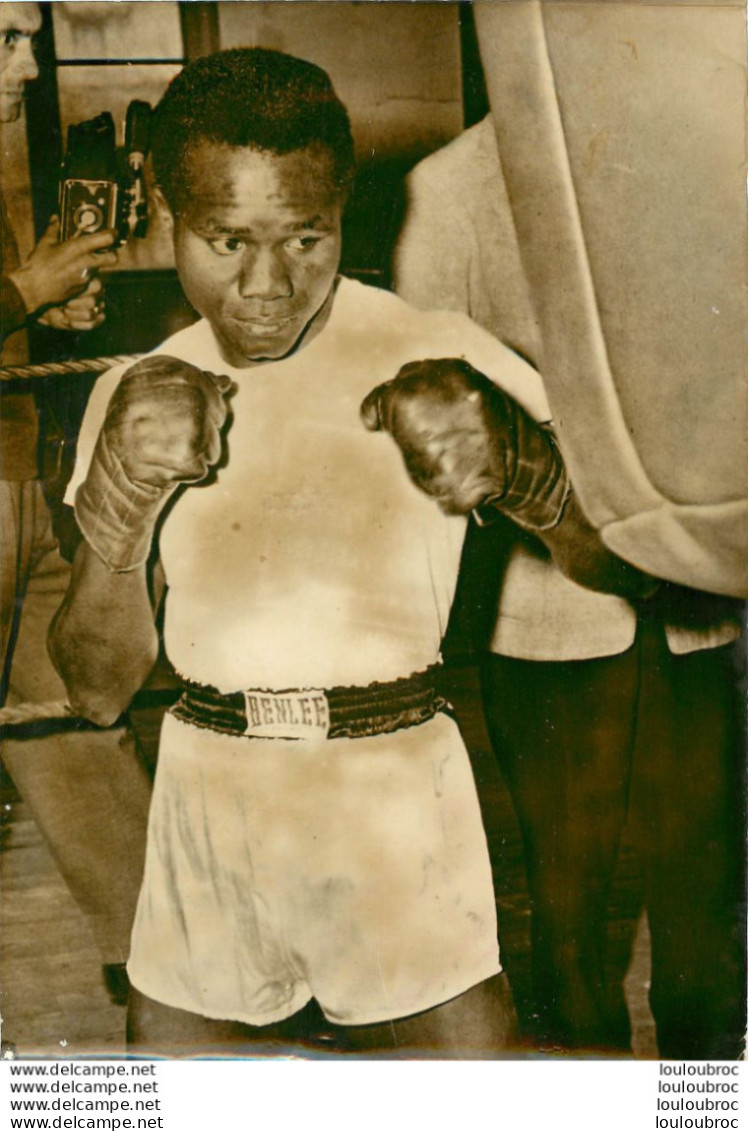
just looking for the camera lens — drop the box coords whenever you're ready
[74,202,104,232]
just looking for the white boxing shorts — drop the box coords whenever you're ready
[127,710,501,1027]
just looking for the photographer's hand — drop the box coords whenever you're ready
[38,277,106,333]
[8,216,118,318]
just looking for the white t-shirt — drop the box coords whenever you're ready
[69,277,550,693]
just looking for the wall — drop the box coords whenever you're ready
[218,2,463,163]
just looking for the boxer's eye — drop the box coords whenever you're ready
[286,236,322,253]
[208,237,244,256]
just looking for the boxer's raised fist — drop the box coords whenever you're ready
[361,357,568,529]
[76,356,233,572]
[105,356,232,489]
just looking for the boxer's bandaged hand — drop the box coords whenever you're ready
[75,355,233,572]
[361,358,569,528]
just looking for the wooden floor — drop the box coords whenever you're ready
[0,681,658,1060]
[0,788,127,1057]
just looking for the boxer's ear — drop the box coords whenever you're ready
[150,185,174,235]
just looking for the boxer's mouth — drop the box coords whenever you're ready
[233,315,295,336]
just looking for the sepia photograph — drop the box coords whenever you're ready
[0,0,745,1108]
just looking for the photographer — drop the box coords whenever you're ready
[4,213,115,335]
[0,2,150,1031]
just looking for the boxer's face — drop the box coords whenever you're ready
[0,4,41,123]
[173,141,344,367]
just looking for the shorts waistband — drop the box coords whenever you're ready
[169,666,449,742]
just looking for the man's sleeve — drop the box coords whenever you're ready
[391,169,473,315]
[0,192,28,345]
[0,275,28,345]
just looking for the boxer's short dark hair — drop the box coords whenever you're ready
[152,47,355,212]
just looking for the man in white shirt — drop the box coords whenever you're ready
[393,116,745,1058]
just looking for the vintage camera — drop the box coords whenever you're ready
[59,100,151,244]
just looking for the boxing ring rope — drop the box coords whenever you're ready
[0,354,140,382]
[0,689,182,738]
[0,701,72,727]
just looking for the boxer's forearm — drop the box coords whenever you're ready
[527,491,658,600]
[49,541,159,727]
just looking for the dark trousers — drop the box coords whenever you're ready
[479,612,746,1058]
